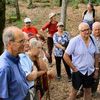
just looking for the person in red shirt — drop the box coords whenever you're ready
[22,17,38,38]
[40,13,58,66]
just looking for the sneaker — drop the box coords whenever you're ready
[56,76,61,80]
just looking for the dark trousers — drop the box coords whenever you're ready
[55,56,71,78]
[24,92,30,100]
[47,37,53,64]
[92,62,100,93]
[24,88,39,100]
[79,62,100,93]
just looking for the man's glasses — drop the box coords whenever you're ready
[94,29,100,31]
[80,28,90,32]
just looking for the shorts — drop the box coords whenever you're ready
[72,71,94,90]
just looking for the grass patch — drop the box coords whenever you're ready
[15,19,23,28]
[70,0,79,9]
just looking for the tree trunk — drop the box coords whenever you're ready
[51,0,60,7]
[59,0,62,7]
[60,0,68,31]
[0,0,5,54]
[15,0,20,20]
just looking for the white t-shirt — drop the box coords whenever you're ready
[84,11,94,22]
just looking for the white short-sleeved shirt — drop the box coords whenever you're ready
[19,53,35,88]
[65,35,98,75]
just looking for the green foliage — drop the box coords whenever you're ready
[32,17,40,25]
[91,0,100,5]
[69,0,100,7]
[50,0,60,7]
[11,17,40,28]
[70,0,79,9]
[84,0,100,5]
[85,0,100,4]
[15,19,23,28]
[7,10,17,22]
[6,0,15,5]
[9,10,16,17]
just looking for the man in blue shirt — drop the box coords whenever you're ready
[63,22,99,100]
[0,26,29,100]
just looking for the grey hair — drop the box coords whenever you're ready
[92,22,100,29]
[29,38,42,49]
[2,26,20,48]
[78,22,89,31]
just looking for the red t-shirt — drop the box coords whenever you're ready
[22,26,38,37]
[42,21,58,37]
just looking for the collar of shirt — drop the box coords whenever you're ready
[4,50,20,64]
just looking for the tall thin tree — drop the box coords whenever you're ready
[15,0,20,20]
[0,0,6,54]
[60,0,68,30]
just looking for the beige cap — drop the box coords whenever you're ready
[49,13,56,19]
[57,22,64,26]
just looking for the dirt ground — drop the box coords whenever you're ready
[6,1,100,100]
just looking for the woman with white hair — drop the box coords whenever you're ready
[28,38,54,76]
[28,38,54,99]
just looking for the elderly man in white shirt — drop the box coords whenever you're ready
[91,22,100,96]
[63,22,99,100]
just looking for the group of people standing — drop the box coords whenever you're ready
[0,2,100,100]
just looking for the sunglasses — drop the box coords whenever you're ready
[26,22,31,24]
[58,25,64,27]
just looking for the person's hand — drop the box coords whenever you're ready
[40,29,43,32]
[47,70,55,79]
[62,46,65,51]
[35,34,40,39]
[72,67,78,72]
[47,33,52,37]
[41,70,46,75]
[93,69,99,79]
[45,51,50,58]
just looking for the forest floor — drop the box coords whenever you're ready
[6,1,100,100]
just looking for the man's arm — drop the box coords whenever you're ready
[63,53,78,72]
[94,53,100,79]
[26,70,46,81]
[95,53,99,69]
[55,43,65,50]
